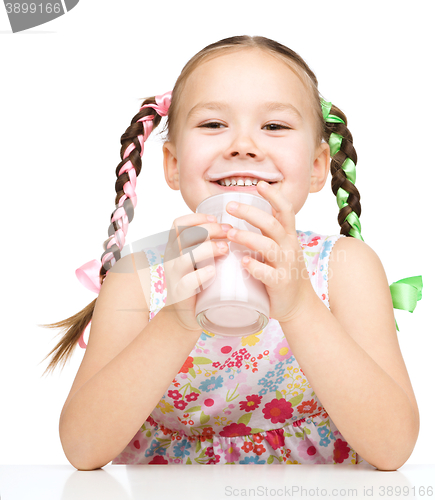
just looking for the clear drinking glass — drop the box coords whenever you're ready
[195,192,272,337]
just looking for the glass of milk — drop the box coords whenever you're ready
[195,192,272,337]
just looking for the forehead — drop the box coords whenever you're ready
[178,48,313,116]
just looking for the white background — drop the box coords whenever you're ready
[0,0,433,466]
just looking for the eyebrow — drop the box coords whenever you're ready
[187,101,228,120]
[187,101,302,120]
[264,101,302,119]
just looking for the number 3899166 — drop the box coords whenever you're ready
[5,3,62,14]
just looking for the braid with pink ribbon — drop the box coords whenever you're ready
[75,91,172,347]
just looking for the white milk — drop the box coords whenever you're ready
[195,193,272,337]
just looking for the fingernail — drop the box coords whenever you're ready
[259,181,269,189]
[207,215,217,222]
[216,241,227,250]
[227,202,239,211]
[221,224,232,232]
[228,229,237,238]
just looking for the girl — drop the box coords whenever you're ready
[41,35,421,470]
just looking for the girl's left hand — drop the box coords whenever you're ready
[225,181,316,324]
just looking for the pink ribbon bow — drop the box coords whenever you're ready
[140,91,172,117]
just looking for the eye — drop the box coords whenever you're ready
[263,123,291,131]
[198,121,226,129]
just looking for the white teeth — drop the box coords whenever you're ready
[217,177,260,186]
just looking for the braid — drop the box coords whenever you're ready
[96,94,171,287]
[99,100,160,281]
[321,100,363,241]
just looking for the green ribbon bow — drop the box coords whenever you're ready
[389,276,423,331]
[321,99,423,331]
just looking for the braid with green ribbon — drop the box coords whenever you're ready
[321,99,362,241]
[320,99,422,330]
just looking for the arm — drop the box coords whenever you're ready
[59,252,203,471]
[279,237,419,471]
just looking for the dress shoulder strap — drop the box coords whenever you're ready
[143,244,167,320]
[297,230,345,309]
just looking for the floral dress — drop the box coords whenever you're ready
[112,231,367,465]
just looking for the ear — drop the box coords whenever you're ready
[162,141,180,191]
[309,142,330,193]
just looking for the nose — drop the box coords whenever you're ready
[224,131,265,161]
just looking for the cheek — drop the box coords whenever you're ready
[178,138,219,175]
[275,148,311,183]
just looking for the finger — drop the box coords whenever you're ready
[189,237,229,271]
[240,254,286,289]
[166,264,216,307]
[256,181,296,236]
[167,213,216,249]
[165,236,228,290]
[178,222,232,250]
[226,199,289,248]
[169,220,231,258]
[227,228,278,267]
[166,223,212,263]
[175,224,229,266]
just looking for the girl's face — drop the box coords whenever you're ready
[163,48,329,214]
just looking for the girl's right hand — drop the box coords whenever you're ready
[163,213,231,332]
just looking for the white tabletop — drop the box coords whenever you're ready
[0,464,434,500]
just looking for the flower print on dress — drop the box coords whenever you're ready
[239,455,266,464]
[167,389,182,401]
[178,356,194,374]
[262,398,294,424]
[273,338,293,362]
[201,427,215,441]
[219,423,252,437]
[211,336,240,355]
[297,399,318,414]
[224,442,241,462]
[173,399,188,410]
[297,439,319,461]
[253,443,266,456]
[333,439,351,463]
[146,250,158,266]
[173,439,192,458]
[145,439,166,457]
[239,394,262,412]
[320,240,333,260]
[307,236,321,247]
[202,392,226,415]
[185,392,200,402]
[199,375,224,392]
[156,399,173,414]
[241,332,262,347]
